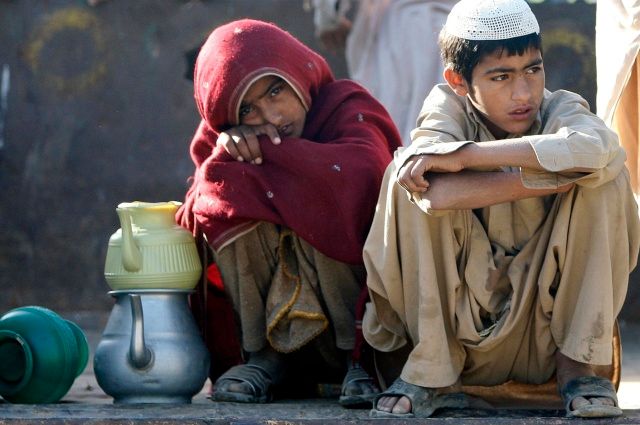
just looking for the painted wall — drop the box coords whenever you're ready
[1,0,637,321]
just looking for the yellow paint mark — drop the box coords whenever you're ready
[543,28,595,90]
[25,7,107,94]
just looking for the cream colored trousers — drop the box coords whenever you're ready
[363,167,640,388]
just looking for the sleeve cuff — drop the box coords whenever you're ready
[523,130,575,172]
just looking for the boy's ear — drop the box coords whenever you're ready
[444,68,469,97]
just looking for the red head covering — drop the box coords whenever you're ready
[178,19,401,265]
[193,19,332,132]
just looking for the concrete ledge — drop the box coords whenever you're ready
[0,400,639,425]
[2,315,637,424]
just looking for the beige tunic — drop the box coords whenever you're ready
[362,85,640,388]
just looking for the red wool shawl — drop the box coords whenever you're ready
[177,19,401,265]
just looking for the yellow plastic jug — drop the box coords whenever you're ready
[104,201,202,290]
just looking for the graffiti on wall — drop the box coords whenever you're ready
[543,27,595,92]
[24,7,107,95]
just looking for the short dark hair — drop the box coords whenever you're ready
[438,32,543,83]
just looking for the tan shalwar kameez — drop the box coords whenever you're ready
[362,84,640,389]
[214,222,365,362]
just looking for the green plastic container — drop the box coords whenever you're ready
[0,306,89,403]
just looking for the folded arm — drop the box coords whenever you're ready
[399,140,574,210]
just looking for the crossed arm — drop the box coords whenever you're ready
[398,139,575,210]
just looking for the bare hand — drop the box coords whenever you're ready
[398,153,464,192]
[318,18,352,52]
[217,124,281,165]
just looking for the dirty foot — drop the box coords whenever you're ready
[212,346,285,403]
[339,360,379,407]
[556,351,622,417]
[375,378,461,415]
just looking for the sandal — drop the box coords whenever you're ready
[370,377,492,418]
[339,364,380,408]
[211,364,275,403]
[560,376,623,418]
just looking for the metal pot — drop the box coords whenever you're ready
[93,290,210,404]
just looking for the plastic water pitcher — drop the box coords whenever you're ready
[104,201,202,290]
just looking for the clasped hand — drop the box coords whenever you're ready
[398,153,464,192]
[217,124,281,165]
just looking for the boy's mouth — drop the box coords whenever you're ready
[509,106,533,120]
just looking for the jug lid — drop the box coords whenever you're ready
[117,201,182,211]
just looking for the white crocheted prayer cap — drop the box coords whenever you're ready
[443,0,540,41]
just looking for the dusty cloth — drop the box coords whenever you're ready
[362,84,640,388]
[176,19,401,265]
[312,0,455,145]
[596,1,640,195]
[215,222,364,356]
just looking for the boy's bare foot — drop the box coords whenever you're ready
[375,379,462,414]
[555,351,616,411]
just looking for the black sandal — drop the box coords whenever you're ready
[211,364,274,403]
[560,376,623,418]
[370,377,492,418]
[339,364,379,408]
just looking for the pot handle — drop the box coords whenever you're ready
[116,207,142,272]
[128,294,153,369]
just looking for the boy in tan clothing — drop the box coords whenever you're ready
[363,0,640,418]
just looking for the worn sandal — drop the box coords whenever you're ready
[339,365,380,408]
[211,364,275,403]
[560,376,623,418]
[370,377,492,418]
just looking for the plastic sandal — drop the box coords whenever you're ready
[370,377,493,418]
[339,364,380,408]
[560,376,623,418]
[211,364,274,403]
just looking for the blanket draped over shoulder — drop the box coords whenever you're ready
[177,19,401,265]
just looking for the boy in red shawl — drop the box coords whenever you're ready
[177,19,401,405]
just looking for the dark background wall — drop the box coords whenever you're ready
[1,0,637,321]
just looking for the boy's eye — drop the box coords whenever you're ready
[239,105,253,117]
[492,74,508,81]
[270,84,283,97]
[526,66,542,74]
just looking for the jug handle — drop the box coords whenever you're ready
[128,294,153,369]
[116,207,142,272]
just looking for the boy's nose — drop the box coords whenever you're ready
[264,108,283,127]
[512,76,532,101]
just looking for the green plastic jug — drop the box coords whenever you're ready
[0,306,89,403]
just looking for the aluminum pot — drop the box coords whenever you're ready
[93,290,210,404]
